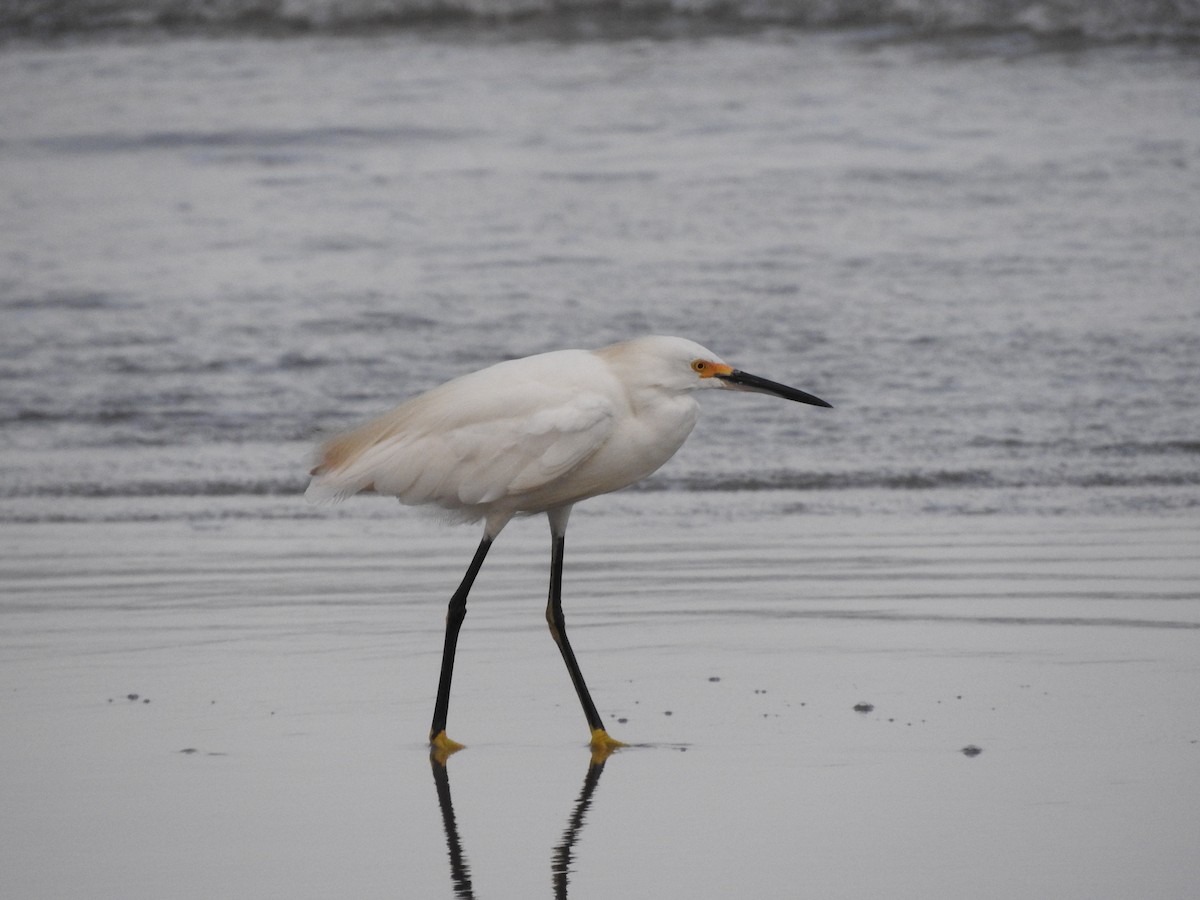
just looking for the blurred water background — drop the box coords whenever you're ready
[2,0,1199,524]
[4,10,1200,899]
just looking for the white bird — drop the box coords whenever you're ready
[306,335,831,757]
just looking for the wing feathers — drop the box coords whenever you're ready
[306,361,618,518]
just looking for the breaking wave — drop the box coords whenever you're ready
[3,0,1199,43]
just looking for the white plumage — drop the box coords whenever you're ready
[305,335,831,756]
[309,337,709,533]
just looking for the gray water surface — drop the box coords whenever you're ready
[3,28,1199,521]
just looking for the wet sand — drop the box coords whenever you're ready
[3,497,1199,898]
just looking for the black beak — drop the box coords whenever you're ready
[716,370,832,408]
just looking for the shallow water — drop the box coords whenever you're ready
[2,504,1199,899]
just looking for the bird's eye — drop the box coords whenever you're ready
[692,360,707,373]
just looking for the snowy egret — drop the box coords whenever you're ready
[306,335,831,755]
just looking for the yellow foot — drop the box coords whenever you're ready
[430,730,466,764]
[588,728,628,764]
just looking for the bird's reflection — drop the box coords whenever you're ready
[550,752,607,899]
[430,748,613,899]
[430,753,476,899]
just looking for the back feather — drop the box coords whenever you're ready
[305,352,619,518]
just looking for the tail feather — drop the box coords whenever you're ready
[305,469,365,504]
[304,412,404,504]
[305,441,375,505]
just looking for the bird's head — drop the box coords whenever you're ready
[627,336,832,408]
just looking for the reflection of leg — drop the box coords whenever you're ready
[552,757,609,900]
[430,535,493,750]
[430,757,476,900]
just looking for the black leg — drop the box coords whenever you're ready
[429,535,493,748]
[546,533,624,758]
